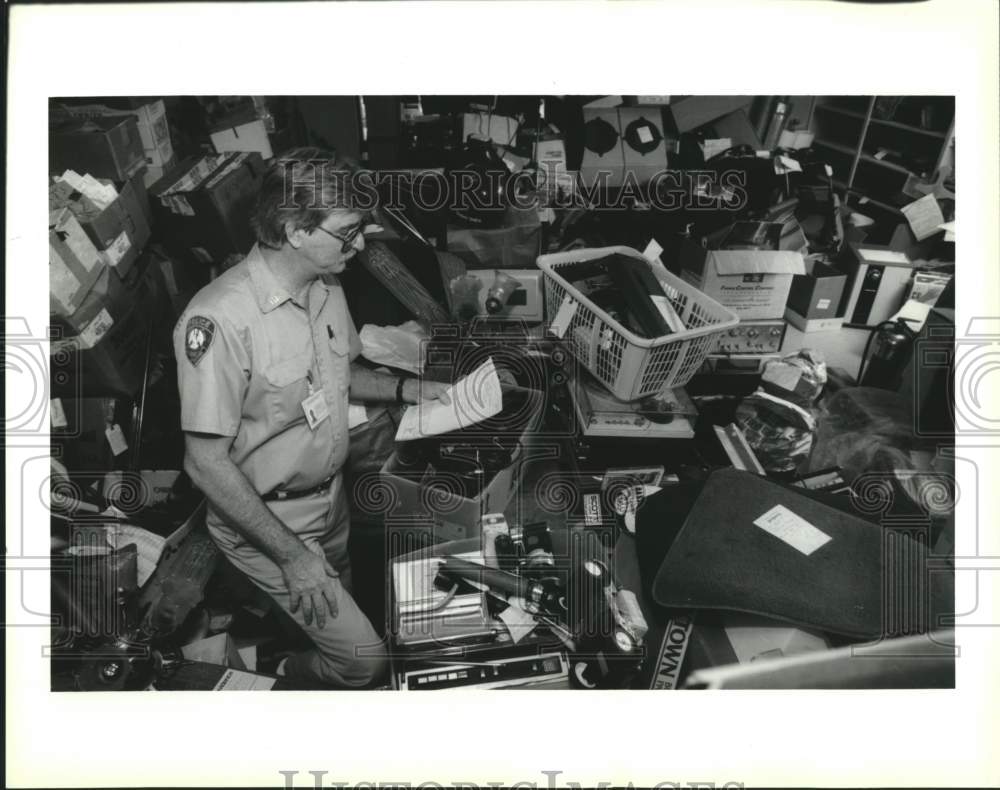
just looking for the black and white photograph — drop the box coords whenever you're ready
[5,2,999,789]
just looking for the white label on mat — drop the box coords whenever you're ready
[550,296,577,338]
[753,504,831,556]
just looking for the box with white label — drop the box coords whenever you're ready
[73,173,151,277]
[785,258,847,320]
[679,238,805,320]
[50,208,107,316]
[618,106,669,183]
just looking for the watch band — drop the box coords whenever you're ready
[396,376,408,405]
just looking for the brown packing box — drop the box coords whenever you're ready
[73,174,151,278]
[786,258,847,320]
[50,209,108,316]
[379,390,544,533]
[50,116,146,182]
[665,96,753,134]
[149,152,265,263]
[618,106,669,184]
[53,271,159,398]
[52,266,125,338]
[181,633,248,671]
[679,237,805,320]
[580,107,625,187]
[50,396,119,470]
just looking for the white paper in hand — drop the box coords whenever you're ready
[394,358,503,441]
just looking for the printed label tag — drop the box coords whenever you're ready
[753,504,832,556]
[302,389,330,430]
[583,493,602,526]
[105,424,129,456]
[637,126,654,144]
[642,238,664,263]
[51,398,69,429]
[549,296,577,338]
[653,613,695,690]
[817,298,831,310]
[103,231,132,268]
[80,309,114,349]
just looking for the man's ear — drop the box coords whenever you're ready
[284,221,306,249]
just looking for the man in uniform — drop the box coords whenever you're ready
[174,148,449,687]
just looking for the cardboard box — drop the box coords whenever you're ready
[210,117,274,159]
[580,107,625,187]
[50,208,108,316]
[149,152,265,263]
[665,96,753,133]
[618,106,669,184]
[53,273,157,398]
[783,309,845,334]
[142,152,178,190]
[786,259,847,320]
[462,111,518,146]
[50,396,118,469]
[379,390,544,533]
[679,238,805,320]
[181,633,247,670]
[50,116,146,182]
[62,100,174,167]
[52,266,124,337]
[73,174,151,277]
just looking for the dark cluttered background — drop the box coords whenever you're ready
[47,94,956,693]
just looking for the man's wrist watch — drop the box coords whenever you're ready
[396,376,408,405]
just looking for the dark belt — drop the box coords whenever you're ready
[261,475,336,502]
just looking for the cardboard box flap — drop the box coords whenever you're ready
[710,250,806,277]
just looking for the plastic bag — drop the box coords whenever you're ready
[359,320,428,375]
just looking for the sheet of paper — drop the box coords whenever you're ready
[901,193,945,241]
[857,248,911,265]
[643,238,663,263]
[890,299,933,332]
[499,602,538,645]
[774,155,803,174]
[753,504,831,556]
[347,403,369,430]
[701,138,732,160]
[213,668,276,691]
[394,358,502,441]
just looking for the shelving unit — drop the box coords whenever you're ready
[808,95,955,216]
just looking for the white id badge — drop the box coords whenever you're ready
[301,389,330,429]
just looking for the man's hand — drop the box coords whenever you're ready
[403,378,451,405]
[280,549,340,628]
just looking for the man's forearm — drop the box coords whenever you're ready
[185,451,307,567]
[349,363,400,403]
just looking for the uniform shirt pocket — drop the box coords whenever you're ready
[329,331,350,358]
[263,351,312,427]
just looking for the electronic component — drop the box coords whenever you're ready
[400,652,569,690]
[475,269,545,322]
[710,319,786,355]
[568,374,697,439]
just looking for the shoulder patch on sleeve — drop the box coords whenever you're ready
[185,316,216,366]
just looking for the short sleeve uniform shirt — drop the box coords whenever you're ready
[173,245,362,526]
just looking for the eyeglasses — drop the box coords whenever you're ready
[315,223,364,253]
